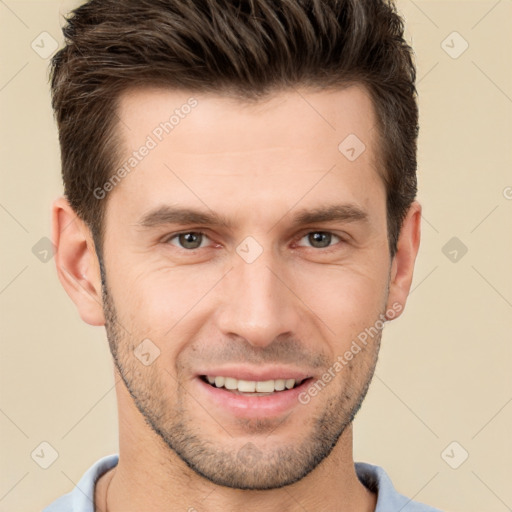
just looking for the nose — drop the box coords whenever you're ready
[215,249,301,349]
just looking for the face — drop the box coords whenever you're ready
[98,85,395,489]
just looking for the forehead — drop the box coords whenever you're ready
[116,85,379,158]
[108,85,384,224]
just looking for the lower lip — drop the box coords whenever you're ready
[194,376,313,419]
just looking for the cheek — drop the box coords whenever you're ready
[295,265,388,338]
[113,265,221,334]
[107,247,389,350]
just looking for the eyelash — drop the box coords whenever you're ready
[163,230,344,252]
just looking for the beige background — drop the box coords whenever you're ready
[1,1,511,511]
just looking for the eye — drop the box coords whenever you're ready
[163,230,343,252]
[166,231,210,250]
[296,231,342,249]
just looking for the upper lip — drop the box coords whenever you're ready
[196,367,312,382]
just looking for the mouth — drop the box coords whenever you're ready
[199,374,309,396]
[194,369,315,418]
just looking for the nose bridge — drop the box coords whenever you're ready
[216,244,298,347]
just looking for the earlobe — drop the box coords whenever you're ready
[52,197,105,326]
[386,201,422,320]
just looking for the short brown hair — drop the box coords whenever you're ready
[50,0,418,256]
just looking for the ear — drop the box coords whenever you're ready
[385,201,421,320]
[52,197,105,326]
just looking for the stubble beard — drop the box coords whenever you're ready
[99,260,383,490]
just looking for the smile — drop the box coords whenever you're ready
[195,374,314,419]
[201,375,306,395]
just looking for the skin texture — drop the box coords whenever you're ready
[53,85,421,512]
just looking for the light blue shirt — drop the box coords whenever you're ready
[43,454,443,511]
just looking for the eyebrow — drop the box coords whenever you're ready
[136,203,368,230]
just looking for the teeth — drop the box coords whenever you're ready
[274,379,285,391]
[224,377,238,390]
[256,380,274,392]
[238,379,256,392]
[204,376,302,393]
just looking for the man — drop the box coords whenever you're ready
[44,0,442,510]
